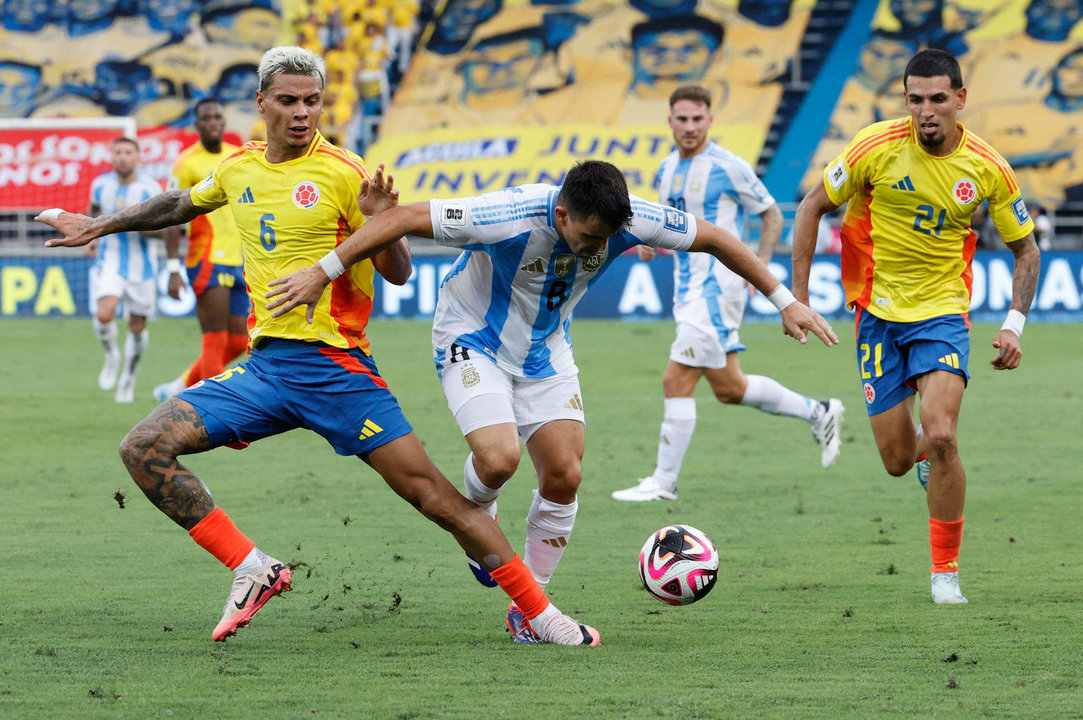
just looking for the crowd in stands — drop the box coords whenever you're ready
[285,0,421,150]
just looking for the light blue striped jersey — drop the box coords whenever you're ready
[654,142,774,306]
[431,184,696,378]
[89,170,162,282]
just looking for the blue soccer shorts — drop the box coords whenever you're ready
[179,338,412,456]
[855,308,971,416]
[187,261,250,316]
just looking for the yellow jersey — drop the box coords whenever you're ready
[189,132,376,352]
[170,141,243,268]
[824,117,1034,322]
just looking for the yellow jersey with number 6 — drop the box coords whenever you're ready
[189,132,376,352]
[823,117,1033,323]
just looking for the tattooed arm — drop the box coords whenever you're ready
[36,189,220,248]
[991,232,1040,370]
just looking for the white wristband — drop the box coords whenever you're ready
[318,250,347,281]
[767,284,797,311]
[166,258,182,274]
[1001,309,1026,338]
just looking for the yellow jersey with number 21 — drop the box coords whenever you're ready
[189,131,377,352]
[824,117,1033,323]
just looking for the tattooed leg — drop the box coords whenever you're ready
[118,397,216,530]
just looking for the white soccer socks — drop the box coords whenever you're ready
[741,374,819,422]
[524,490,577,589]
[652,397,696,487]
[463,452,500,520]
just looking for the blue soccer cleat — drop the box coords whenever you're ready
[505,604,542,644]
[466,553,498,588]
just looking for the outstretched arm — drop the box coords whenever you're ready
[688,218,838,347]
[266,202,435,321]
[791,182,840,305]
[991,232,1040,370]
[37,189,215,248]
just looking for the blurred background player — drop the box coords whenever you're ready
[614,85,844,503]
[792,49,1040,605]
[154,98,249,402]
[86,136,164,403]
[264,159,839,643]
[39,46,599,648]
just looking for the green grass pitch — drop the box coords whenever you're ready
[1,317,1080,718]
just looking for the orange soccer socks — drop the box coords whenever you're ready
[188,507,257,570]
[929,516,964,573]
[489,554,550,619]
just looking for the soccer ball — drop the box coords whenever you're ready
[638,524,719,606]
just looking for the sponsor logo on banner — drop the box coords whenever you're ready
[293,181,320,209]
[554,254,576,278]
[952,178,977,204]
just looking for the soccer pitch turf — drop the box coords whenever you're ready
[2,317,1080,719]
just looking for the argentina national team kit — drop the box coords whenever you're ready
[654,141,775,363]
[429,184,697,380]
[89,170,163,314]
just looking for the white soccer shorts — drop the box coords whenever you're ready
[669,293,746,369]
[439,352,585,440]
[90,267,157,317]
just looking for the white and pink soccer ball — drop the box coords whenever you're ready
[638,525,719,605]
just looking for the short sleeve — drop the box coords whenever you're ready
[728,156,775,214]
[431,187,551,248]
[626,196,696,252]
[189,166,227,209]
[985,165,1035,244]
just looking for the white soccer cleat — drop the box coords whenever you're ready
[98,350,121,391]
[115,375,135,403]
[212,556,292,641]
[611,476,677,502]
[529,607,600,646]
[931,571,968,604]
[811,398,845,468]
[916,457,931,491]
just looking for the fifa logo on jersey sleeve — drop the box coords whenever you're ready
[1011,198,1030,225]
[663,209,687,233]
[827,159,848,191]
[197,173,214,192]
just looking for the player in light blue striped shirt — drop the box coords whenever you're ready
[266,160,838,639]
[86,137,163,403]
[614,86,844,504]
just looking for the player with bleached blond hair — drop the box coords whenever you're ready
[37,45,601,648]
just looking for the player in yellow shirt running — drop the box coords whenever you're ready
[792,49,1041,605]
[155,98,249,402]
[37,46,599,647]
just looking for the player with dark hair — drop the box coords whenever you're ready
[154,97,249,403]
[265,158,839,643]
[792,48,1041,604]
[37,46,600,647]
[614,84,843,503]
[86,137,164,403]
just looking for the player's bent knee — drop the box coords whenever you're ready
[474,447,521,483]
[712,386,744,404]
[882,458,913,477]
